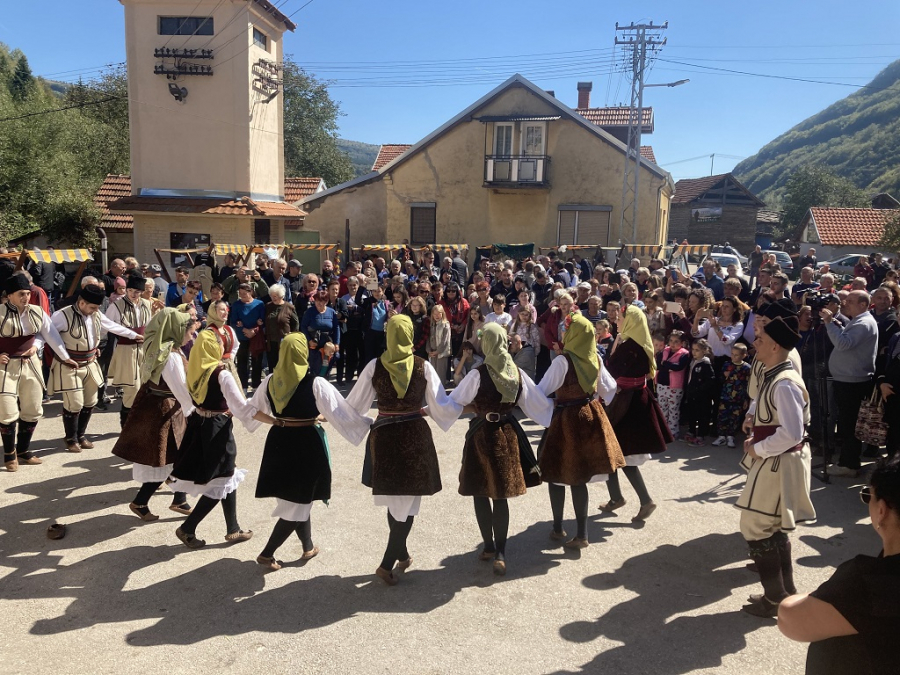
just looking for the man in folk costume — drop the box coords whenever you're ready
[1,272,77,471]
[736,309,817,618]
[106,274,153,427]
[49,284,143,452]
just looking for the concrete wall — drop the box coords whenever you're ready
[122,0,285,200]
[133,213,257,267]
[669,204,757,252]
[302,84,671,252]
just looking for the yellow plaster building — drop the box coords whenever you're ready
[300,75,674,253]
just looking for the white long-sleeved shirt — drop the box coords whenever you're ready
[693,319,744,358]
[51,307,139,349]
[105,298,152,329]
[345,358,458,433]
[448,368,552,426]
[535,356,617,427]
[213,369,259,429]
[2,304,70,360]
[747,378,806,459]
[161,351,194,418]
[249,373,370,446]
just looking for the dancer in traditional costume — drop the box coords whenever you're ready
[345,314,457,586]
[106,274,153,427]
[112,308,197,521]
[737,312,816,618]
[447,323,551,575]
[1,272,75,471]
[250,333,368,570]
[204,299,240,380]
[49,284,142,452]
[169,330,274,549]
[601,304,673,522]
[536,313,625,549]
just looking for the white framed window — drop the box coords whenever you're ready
[521,122,545,156]
[493,123,513,156]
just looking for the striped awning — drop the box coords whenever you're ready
[214,244,248,256]
[356,244,468,253]
[621,245,668,258]
[671,244,711,257]
[286,243,339,251]
[27,248,93,264]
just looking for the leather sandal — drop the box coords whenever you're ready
[256,555,283,571]
[493,559,507,576]
[77,437,94,450]
[4,454,18,472]
[564,537,589,550]
[549,529,568,541]
[632,502,658,522]
[46,523,66,540]
[224,530,253,543]
[478,549,496,561]
[175,527,206,549]
[598,498,626,513]
[375,566,398,586]
[300,546,320,561]
[396,556,412,571]
[129,503,160,522]
[65,440,82,453]
[169,502,193,516]
[18,455,42,465]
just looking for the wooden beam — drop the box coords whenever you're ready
[66,261,87,297]
[154,249,172,283]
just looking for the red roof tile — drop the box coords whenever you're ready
[639,146,656,163]
[807,207,894,247]
[107,195,306,218]
[672,174,731,204]
[93,174,134,231]
[373,144,413,171]
[576,106,653,131]
[284,177,324,202]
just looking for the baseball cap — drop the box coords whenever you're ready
[288,259,303,269]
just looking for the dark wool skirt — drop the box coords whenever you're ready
[538,400,625,485]
[170,413,237,485]
[459,416,534,500]
[112,384,186,468]
[255,425,331,504]
[363,416,441,497]
[604,386,673,456]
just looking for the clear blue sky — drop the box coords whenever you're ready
[3,0,900,180]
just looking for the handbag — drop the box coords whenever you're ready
[855,388,888,446]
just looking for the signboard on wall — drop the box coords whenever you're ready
[691,207,722,222]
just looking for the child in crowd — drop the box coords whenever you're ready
[604,301,620,339]
[507,305,541,380]
[684,338,716,446]
[427,304,452,386]
[656,330,691,440]
[485,294,512,328]
[712,343,752,448]
[595,319,614,364]
[308,340,336,378]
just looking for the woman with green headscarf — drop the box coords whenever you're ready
[537,313,626,550]
[113,307,199,521]
[446,322,552,576]
[345,314,458,586]
[248,333,367,571]
[602,303,673,524]
[169,330,275,550]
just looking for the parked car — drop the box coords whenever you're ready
[817,253,871,277]
[764,250,794,278]
[707,253,745,278]
[711,245,748,270]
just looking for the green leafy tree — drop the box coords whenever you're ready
[282,57,354,187]
[879,209,900,255]
[9,54,35,101]
[782,165,867,230]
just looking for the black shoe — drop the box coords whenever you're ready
[96,399,109,411]
[742,597,780,618]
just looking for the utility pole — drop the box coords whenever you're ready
[616,21,667,245]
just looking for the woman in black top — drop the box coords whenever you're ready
[779,456,900,674]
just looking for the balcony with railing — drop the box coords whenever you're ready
[484,155,550,187]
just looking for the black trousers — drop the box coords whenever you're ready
[235,341,263,389]
[363,329,386,365]
[834,380,872,469]
[338,330,363,382]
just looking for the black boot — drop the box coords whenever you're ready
[77,407,94,449]
[775,532,797,595]
[16,420,41,465]
[2,421,17,471]
[119,406,130,430]
[743,537,787,618]
[63,411,81,452]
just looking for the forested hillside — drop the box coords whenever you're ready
[336,139,379,177]
[733,60,900,203]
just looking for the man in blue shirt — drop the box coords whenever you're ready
[165,267,190,307]
[700,259,725,301]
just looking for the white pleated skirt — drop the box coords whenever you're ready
[272,499,313,522]
[625,454,652,467]
[374,495,422,521]
[169,469,247,500]
[132,462,173,484]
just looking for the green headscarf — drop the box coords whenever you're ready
[380,314,415,398]
[563,313,600,395]
[480,322,520,403]
[140,308,190,386]
[269,333,310,414]
[206,300,227,328]
[187,329,224,403]
[619,303,657,379]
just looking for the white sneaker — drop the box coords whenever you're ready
[727,436,736,448]
[712,436,727,446]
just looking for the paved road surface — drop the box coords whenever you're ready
[0,394,874,675]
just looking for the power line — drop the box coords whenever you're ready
[0,95,121,123]
[287,0,317,19]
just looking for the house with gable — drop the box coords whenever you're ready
[300,74,674,252]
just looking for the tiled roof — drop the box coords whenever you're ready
[94,174,134,231]
[576,106,653,130]
[672,174,731,204]
[639,146,656,163]
[372,144,412,171]
[807,207,894,247]
[107,195,306,218]
[757,209,782,224]
[284,177,324,203]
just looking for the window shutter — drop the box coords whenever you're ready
[411,206,436,245]
[576,210,609,245]
[558,211,576,245]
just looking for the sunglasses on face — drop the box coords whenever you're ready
[860,486,872,504]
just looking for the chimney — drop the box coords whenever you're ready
[577,81,592,109]
[545,90,555,98]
